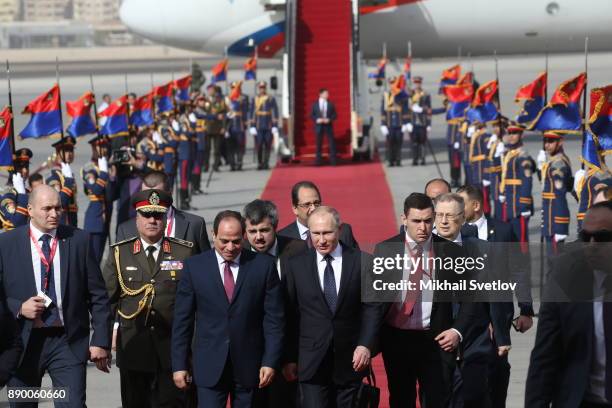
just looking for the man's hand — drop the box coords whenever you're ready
[282,363,298,382]
[259,366,275,388]
[20,297,45,319]
[89,346,111,373]
[352,345,371,372]
[515,315,533,333]
[498,345,512,356]
[173,370,191,390]
[316,118,323,124]
[435,329,460,352]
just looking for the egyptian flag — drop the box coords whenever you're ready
[0,107,13,169]
[244,55,257,81]
[211,59,228,84]
[439,64,461,94]
[403,57,412,81]
[99,95,128,137]
[368,58,387,80]
[466,80,499,124]
[131,93,154,127]
[174,75,192,102]
[19,85,63,139]
[444,83,474,123]
[515,72,547,126]
[154,81,175,113]
[529,72,586,134]
[584,84,612,168]
[230,81,243,102]
[65,92,96,137]
[390,75,408,102]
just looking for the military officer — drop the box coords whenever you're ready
[249,81,279,170]
[158,115,180,191]
[409,76,432,165]
[537,131,573,247]
[137,125,164,172]
[103,189,195,407]
[50,136,78,226]
[381,76,410,167]
[203,85,228,172]
[575,156,612,230]
[484,119,506,220]
[499,122,535,243]
[227,81,249,171]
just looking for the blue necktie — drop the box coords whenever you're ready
[40,234,59,326]
[323,254,337,313]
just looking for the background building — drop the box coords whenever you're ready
[0,0,21,22]
[22,0,72,22]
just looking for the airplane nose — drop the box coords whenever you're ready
[119,0,167,42]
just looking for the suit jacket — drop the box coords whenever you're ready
[311,100,337,133]
[283,245,383,384]
[0,290,22,387]
[0,225,111,362]
[115,207,211,254]
[277,220,359,250]
[242,235,309,279]
[171,249,284,388]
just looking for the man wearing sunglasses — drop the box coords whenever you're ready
[526,200,612,408]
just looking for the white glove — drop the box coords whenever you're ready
[224,131,230,139]
[271,127,280,137]
[188,113,197,123]
[411,104,423,113]
[482,179,491,187]
[467,126,476,138]
[574,169,586,192]
[536,149,547,170]
[171,120,180,132]
[426,125,432,133]
[405,123,413,133]
[380,125,389,136]
[97,157,109,173]
[495,142,505,158]
[498,195,506,203]
[520,211,531,217]
[453,141,460,150]
[153,131,163,144]
[60,162,73,178]
[11,173,26,194]
[487,133,498,149]
[249,127,258,136]
[554,234,568,242]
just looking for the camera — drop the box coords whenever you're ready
[110,148,135,164]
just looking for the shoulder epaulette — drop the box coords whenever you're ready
[110,236,139,247]
[167,236,194,248]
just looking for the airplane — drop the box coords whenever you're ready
[119,0,612,59]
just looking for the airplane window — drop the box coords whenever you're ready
[546,2,560,15]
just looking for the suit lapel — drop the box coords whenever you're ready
[335,246,355,314]
[173,209,187,240]
[20,227,37,295]
[209,251,229,306]
[309,251,332,317]
[57,226,69,298]
[231,252,250,305]
[486,217,496,241]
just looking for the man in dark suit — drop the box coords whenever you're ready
[374,193,484,408]
[277,180,359,249]
[526,201,612,408]
[311,88,337,166]
[0,283,22,388]
[115,170,210,253]
[282,206,382,407]
[0,185,111,405]
[172,210,284,407]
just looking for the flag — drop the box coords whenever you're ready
[529,72,586,133]
[99,95,128,137]
[390,75,408,102]
[439,64,461,93]
[456,72,474,86]
[19,84,63,139]
[244,55,257,81]
[444,83,474,122]
[229,81,243,102]
[130,93,154,127]
[211,58,228,83]
[154,81,175,113]
[466,80,499,124]
[368,58,387,80]
[584,84,612,167]
[403,57,412,81]
[174,75,192,102]
[515,72,547,126]
[582,130,602,170]
[65,92,96,137]
[0,107,13,169]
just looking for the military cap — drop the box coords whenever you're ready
[506,122,525,134]
[88,135,109,146]
[14,148,33,163]
[257,81,267,88]
[542,130,563,139]
[131,189,173,214]
[52,136,76,150]
[412,76,423,84]
[0,187,17,206]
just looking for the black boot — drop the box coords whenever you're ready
[179,189,191,211]
[191,174,203,195]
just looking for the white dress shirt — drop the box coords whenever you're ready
[296,220,309,241]
[316,244,342,295]
[215,251,240,284]
[319,98,327,118]
[470,215,489,241]
[586,270,610,404]
[399,233,433,330]
[140,238,162,262]
[29,222,63,325]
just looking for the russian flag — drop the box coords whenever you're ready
[515,72,547,126]
[174,75,192,102]
[530,72,586,134]
[586,84,612,164]
[65,92,97,137]
[211,59,228,84]
[444,83,474,123]
[244,55,257,81]
[99,95,128,137]
[368,58,387,80]
[466,80,499,124]
[131,93,154,127]
[154,82,175,113]
[19,84,63,139]
[439,64,461,94]
[0,107,13,169]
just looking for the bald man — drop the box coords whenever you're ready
[424,178,451,200]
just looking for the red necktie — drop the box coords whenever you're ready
[402,244,424,316]
[305,230,313,249]
[223,260,235,301]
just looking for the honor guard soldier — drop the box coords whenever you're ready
[499,122,535,243]
[191,95,208,193]
[409,76,432,165]
[227,81,249,171]
[177,114,194,210]
[158,115,180,191]
[467,120,489,186]
[82,136,112,264]
[484,119,507,220]
[460,120,473,185]
[13,147,33,183]
[137,126,164,172]
[381,76,410,167]
[575,157,612,230]
[0,186,28,232]
[103,189,195,408]
[51,136,78,226]
[537,130,573,247]
[249,81,279,170]
[203,85,228,172]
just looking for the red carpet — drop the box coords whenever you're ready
[261,161,399,407]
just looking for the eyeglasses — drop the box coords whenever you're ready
[435,212,464,222]
[296,201,321,209]
[579,229,612,243]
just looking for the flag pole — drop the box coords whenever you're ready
[581,37,589,170]
[224,47,230,96]
[124,73,131,137]
[544,51,549,102]
[382,42,387,91]
[494,50,504,136]
[407,40,412,90]
[89,74,104,156]
[6,60,16,156]
[150,72,156,121]
[56,57,67,163]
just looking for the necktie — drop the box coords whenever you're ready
[305,230,313,249]
[603,276,612,401]
[40,234,59,326]
[402,244,424,316]
[323,254,337,313]
[146,246,157,272]
[223,260,235,302]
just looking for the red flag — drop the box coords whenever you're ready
[441,64,461,82]
[515,72,547,101]
[444,83,474,103]
[472,80,498,107]
[550,72,587,105]
[211,59,228,83]
[0,107,12,168]
[456,72,474,86]
[153,81,174,98]
[66,92,95,117]
[22,84,61,114]
[229,81,243,101]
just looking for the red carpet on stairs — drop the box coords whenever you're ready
[261,161,399,407]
